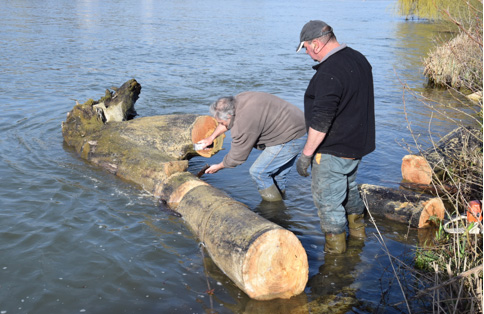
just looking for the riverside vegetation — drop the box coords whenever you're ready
[383,0,483,312]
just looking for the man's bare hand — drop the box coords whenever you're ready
[196,138,213,150]
[205,162,224,174]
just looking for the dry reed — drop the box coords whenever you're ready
[383,1,483,312]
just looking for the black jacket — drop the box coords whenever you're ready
[304,46,375,158]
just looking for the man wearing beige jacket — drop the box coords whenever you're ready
[198,91,306,202]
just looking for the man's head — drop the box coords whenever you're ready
[296,20,337,62]
[296,20,334,52]
[210,96,235,126]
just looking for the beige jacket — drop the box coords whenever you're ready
[223,91,306,168]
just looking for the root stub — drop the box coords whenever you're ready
[243,229,308,300]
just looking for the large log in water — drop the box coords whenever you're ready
[359,184,445,228]
[61,79,308,300]
[159,172,308,300]
[61,79,225,195]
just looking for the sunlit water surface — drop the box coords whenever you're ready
[0,1,471,313]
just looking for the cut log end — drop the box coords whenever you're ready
[419,197,446,228]
[401,155,433,185]
[191,116,225,158]
[243,229,308,300]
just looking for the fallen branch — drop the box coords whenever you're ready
[401,126,481,186]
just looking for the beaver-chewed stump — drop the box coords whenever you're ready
[61,79,309,300]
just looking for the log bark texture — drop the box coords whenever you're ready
[61,79,308,300]
[359,184,446,228]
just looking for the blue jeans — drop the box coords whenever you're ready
[249,137,306,192]
[311,153,365,234]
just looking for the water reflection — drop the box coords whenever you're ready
[199,251,310,314]
[253,200,303,235]
[306,237,365,311]
[243,294,309,314]
[417,226,439,248]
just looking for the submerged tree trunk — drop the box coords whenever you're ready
[61,79,308,300]
[359,184,446,228]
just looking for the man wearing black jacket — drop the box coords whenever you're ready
[295,20,375,254]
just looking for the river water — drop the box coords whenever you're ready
[0,0,472,313]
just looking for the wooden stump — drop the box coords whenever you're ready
[360,184,446,228]
[61,79,225,194]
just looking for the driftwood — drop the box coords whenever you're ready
[401,126,480,185]
[61,79,308,300]
[360,184,446,228]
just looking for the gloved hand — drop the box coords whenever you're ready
[296,153,312,177]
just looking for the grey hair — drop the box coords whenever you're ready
[209,96,236,121]
[315,25,336,42]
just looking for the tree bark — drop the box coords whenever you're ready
[61,79,308,300]
[359,184,446,228]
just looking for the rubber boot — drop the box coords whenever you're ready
[324,232,347,254]
[258,184,283,202]
[348,213,366,239]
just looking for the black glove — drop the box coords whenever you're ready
[296,153,312,177]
